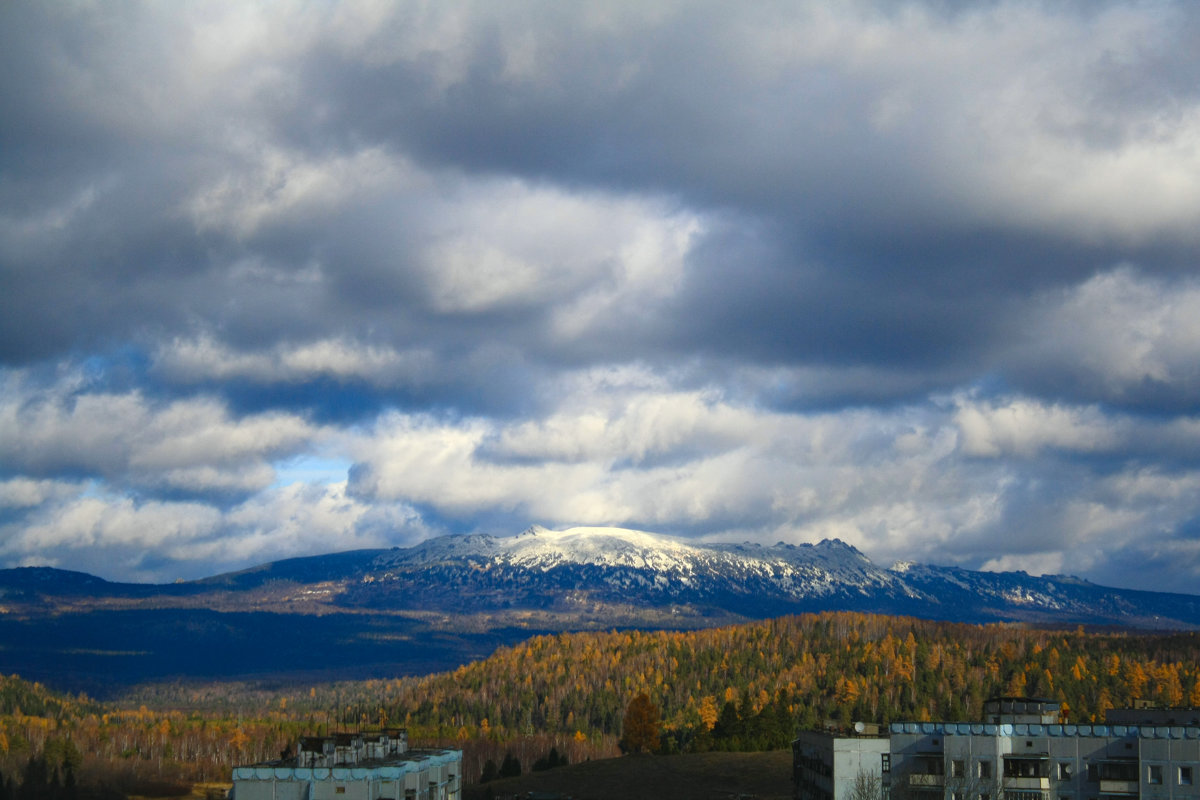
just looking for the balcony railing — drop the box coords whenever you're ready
[1004,778,1050,791]
[1098,780,1139,795]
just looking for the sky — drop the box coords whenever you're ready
[3,1,1200,592]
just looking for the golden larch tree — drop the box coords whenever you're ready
[620,693,660,755]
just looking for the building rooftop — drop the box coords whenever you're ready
[1105,705,1200,726]
[888,696,1200,739]
[232,748,462,781]
[234,728,461,780]
[890,721,1200,739]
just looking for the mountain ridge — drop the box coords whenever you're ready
[2,525,1195,626]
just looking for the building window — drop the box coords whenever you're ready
[953,792,964,800]
[1149,766,1163,785]
[980,794,990,800]
[882,754,891,774]
[1093,762,1137,782]
[1181,767,1194,786]
[335,788,346,795]
[1059,763,1074,781]
[979,761,992,779]
[953,761,966,778]
[1006,759,1044,779]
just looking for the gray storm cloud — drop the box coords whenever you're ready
[2,1,1200,590]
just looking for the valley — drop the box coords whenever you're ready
[4,610,1200,799]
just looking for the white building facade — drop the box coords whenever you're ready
[232,732,461,800]
[795,700,1200,800]
[890,700,1200,800]
[795,727,892,800]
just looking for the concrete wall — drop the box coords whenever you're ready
[1142,736,1200,800]
[794,731,889,800]
[833,738,891,800]
[889,725,1200,800]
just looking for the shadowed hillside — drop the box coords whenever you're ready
[461,750,794,800]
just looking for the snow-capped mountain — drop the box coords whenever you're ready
[5,525,1200,629]
[308,525,1200,628]
[328,525,925,617]
[377,525,911,593]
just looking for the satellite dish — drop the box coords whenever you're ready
[854,721,866,733]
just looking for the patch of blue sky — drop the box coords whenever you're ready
[79,479,110,499]
[272,455,352,488]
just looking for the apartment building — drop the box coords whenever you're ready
[796,699,1200,800]
[232,731,462,800]
[794,723,891,800]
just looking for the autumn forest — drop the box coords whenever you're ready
[5,613,1200,796]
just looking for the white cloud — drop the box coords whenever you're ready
[6,495,221,553]
[6,365,1200,591]
[748,2,1200,243]
[980,499,1149,578]
[0,372,318,493]
[1019,268,1200,400]
[494,387,757,465]
[954,396,1119,458]
[418,179,703,317]
[348,377,999,558]
[186,146,411,239]
[1102,468,1200,506]
[197,481,424,564]
[0,478,82,509]
[0,481,427,583]
[349,413,604,516]
[980,552,1067,577]
[932,6,1200,243]
[182,132,705,330]
[337,372,1200,590]
[155,335,436,388]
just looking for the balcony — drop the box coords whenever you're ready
[1005,778,1051,791]
[1003,754,1049,788]
[1098,781,1138,796]
[1092,758,1138,794]
[909,775,945,787]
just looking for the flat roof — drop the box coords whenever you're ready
[890,722,1200,739]
[233,749,461,781]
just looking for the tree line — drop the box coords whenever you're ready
[6,612,1200,788]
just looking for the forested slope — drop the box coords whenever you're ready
[5,612,1200,789]
[360,612,1200,750]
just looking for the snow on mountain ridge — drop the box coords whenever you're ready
[189,526,1200,628]
[376,525,913,599]
[504,526,713,572]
